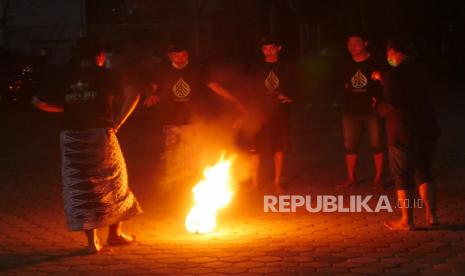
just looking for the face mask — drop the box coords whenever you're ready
[387,57,398,67]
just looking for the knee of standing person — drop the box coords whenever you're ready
[368,125,384,154]
[344,142,359,154]
[415,171,435,186]
[395,177,415,191]
[371,145,385,154]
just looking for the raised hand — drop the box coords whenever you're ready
[143,94,160,107]
[277,93,293,103]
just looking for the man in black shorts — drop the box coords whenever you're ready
[247,36,293,192]
[379,37,440,230]
[339,33,384,189]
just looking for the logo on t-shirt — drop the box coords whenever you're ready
[69,81,87,91]
[351,69,368,91]
[66,81,97,102]
[172,77,191,100]
[265,70,280,92]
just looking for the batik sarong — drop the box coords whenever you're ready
[60,128,142,231]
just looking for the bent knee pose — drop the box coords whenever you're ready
[377,37,440,230]
[32,38,142,253]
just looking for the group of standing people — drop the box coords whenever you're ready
[141,36,293,194]
[32,35,294,253]
[31,31,440,253]
[339,32,440,230]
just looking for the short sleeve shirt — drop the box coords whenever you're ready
[150,64,208,125]
[249,61,293,114]
[39,67,122,130]
[342,56,383,114]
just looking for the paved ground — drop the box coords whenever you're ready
[1,84,465,275]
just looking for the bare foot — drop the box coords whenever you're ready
[107,233,135,246]
[86,240,103,254]
[384,220,414,231]
[427,213,440,226]
[337,179,356,189]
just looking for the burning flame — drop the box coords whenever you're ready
[185,154,236,234]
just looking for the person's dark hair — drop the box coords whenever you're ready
[387,36,416,55]
[260,34,281,46]
[347,30,368,41]
[166,39,189,53]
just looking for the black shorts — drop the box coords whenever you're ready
[238,109,290,155]
[342,113,384,154]
[389,140,436,190]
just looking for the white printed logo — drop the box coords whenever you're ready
[172,77,191,98]
[265,70,280,91]
[351,69,368,89]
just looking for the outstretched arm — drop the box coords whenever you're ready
[113,86,140,133]
[207,82,247,114]
[31,96,64,113]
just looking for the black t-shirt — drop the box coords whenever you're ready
[381,60,440,145]
[150,64,209,125]
[249,61,294,115]
[40,67,122,130]
[342,56,383,114]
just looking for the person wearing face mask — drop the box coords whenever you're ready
[377,37,440,230]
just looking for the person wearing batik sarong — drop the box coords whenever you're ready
[32,40,142,254]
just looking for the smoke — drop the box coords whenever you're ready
[121,59,284,205]
[159,62,279,191]
[168,111,252,189]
